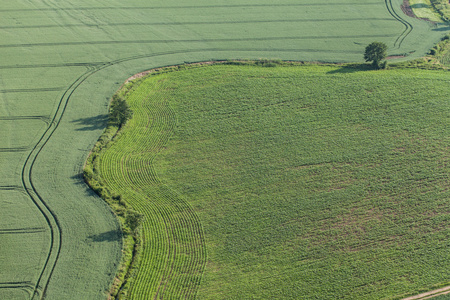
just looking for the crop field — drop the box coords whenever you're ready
[95,63,450,299]
[0,0,449,299]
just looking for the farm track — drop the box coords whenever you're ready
[17,65,103,299]
[402,286,450,299]
[10,55,115,297]
[6,49,211,299]
[0,282,35,298]
[385,0,413,48]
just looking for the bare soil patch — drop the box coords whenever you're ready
[402,0,417,18]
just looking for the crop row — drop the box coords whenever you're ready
[97,75,206,299]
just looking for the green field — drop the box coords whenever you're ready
[94,63,449,299]
[409,0,443,22]
[1,0,449,299]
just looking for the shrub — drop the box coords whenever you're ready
[109,95,133,128]
[125,210,144,233]
[364,42,388,69]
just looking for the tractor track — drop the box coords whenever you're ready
[385,0,413,48]
[20,66,99,299]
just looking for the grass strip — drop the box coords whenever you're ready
[84,123,142,299]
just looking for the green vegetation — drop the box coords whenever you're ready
[83,123,142,298]
[409,0,444,22]
[110,95,133,128]
[429,35,450,67]
[393,34,450,70]
[88,73,207,299]
[430,0,450,21]
[1,0,450,298]
[92,63,449,299]
[364,41,388,69]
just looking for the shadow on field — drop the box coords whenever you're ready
[326,64,374,74]
[410,3,430,8]
[88,230,121,242]
[70,173,98,197]
[71,173,86,185]
[432,26,450,32]
[72,114,108,131]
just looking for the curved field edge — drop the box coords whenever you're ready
[83,60,363,298]
[85,60,449,299]
[83,63,217,299]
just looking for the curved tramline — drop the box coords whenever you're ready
[16,67,104,298]
[385,0,413,48]
[97,76,206,299]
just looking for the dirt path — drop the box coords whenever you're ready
[402,286,450,299]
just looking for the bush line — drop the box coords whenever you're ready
[83,122,142,299]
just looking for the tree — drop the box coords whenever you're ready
[364,42,388,69]
[110,95,133,127]
[125,210,143,234]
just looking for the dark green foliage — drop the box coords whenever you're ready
[110,95,133,127]
[364,42,388,69]
[255,58,282,67]
[125,210,143,233]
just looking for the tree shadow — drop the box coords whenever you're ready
[71,173,88,186]
[432,26,450,32]
[71,172,83,181]
[72,114,108,131]
[88,230,122,242]
[410,3,430,8]
[326,64,374,74]
[70,173,97,197]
